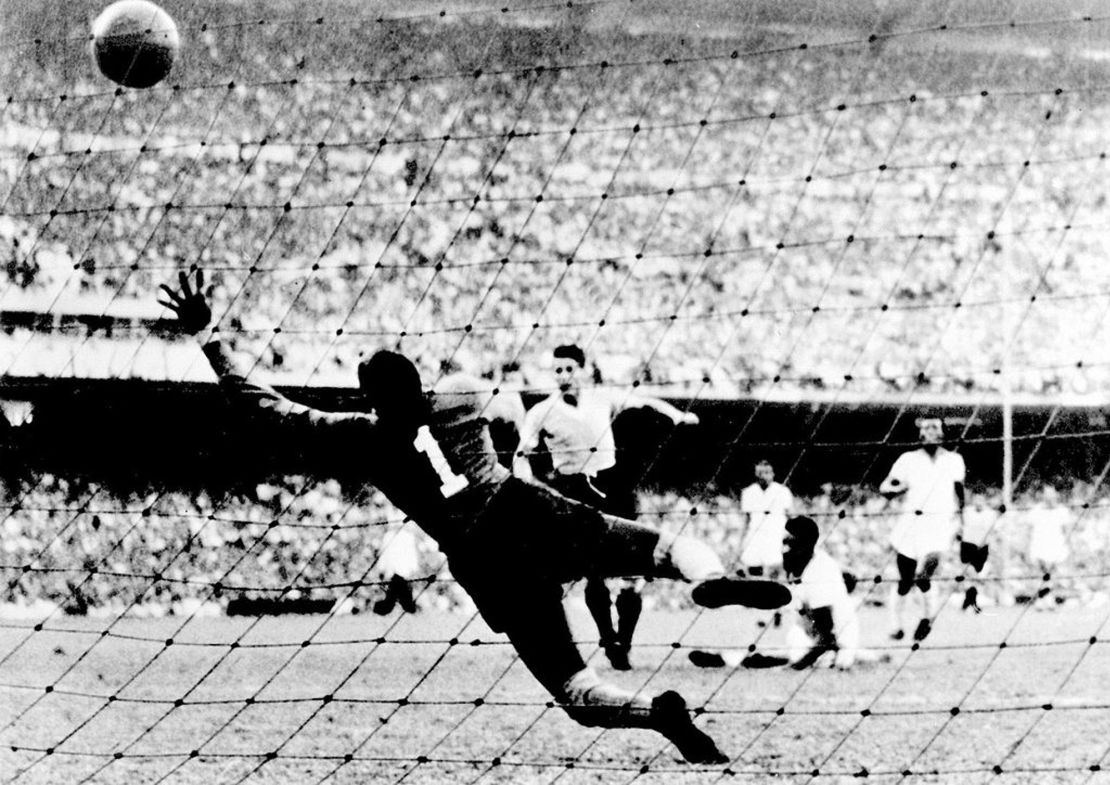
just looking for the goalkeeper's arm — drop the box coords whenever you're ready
[159,270,376,435]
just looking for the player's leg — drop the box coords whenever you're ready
[373,574,399,615]
[959,541,987,612]
[584,576,623,668]
[913,552,942,641]
[594,465,646,669]
[890,552,917,640]
[499,586,728,764]
[613,580,643,667]
[785,620,816,665]
[586,515,791,609]
[394,574,419,614]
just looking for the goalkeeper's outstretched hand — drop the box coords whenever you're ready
[158,270,212,336]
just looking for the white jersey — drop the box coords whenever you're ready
[377,524,421,579]
[520,389,623,476]
[1028,503,1070,565]
[886,447,965,559]
[787,549,860,665]
[962,504,997,547]
[739,481,793,567]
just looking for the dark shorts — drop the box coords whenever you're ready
[896,551,940,595]
[959,541,989,573]
[446,477,661,633]
[548,469,638,520]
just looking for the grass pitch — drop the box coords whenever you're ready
[1,601,1107,784]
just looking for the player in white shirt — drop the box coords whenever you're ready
[373,522,423,615]
[1027,485,1071,607]
[514,344,699,670]
[958,492,998,613]
[739,459,794,574]
[880,416,966,642]
[739,459,793,627]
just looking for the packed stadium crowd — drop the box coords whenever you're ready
[3,17,1110,395]
[2,472,1106,615]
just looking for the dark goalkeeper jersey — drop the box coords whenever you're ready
[203,340,512,547]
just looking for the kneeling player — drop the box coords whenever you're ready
[691,516,883,671]
[778,516,885,669]
[159,272,790,765]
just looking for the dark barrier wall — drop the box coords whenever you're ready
[2,377,1108,496]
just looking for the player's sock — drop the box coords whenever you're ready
[584,578,617,649]
[614,587,642,668]
[962,586,980,613]
[913,618,932,642]
[692,577,792,610]
[650,690,729,765]
[394,576,418,614]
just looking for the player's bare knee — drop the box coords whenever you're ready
[915,577,932,593]
[655,534,723,581]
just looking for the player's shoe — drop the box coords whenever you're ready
[961,587,981,614]
[913,618,932,642]
[604,642,632,671]
[651,690,729,765]
[692,578,792,610]
[742,652,790,669]
[688,650,727,669]
[890,629,905,641]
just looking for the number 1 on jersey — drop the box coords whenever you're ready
[413,425,470,498]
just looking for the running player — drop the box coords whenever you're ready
[880,415,966,642]
[159,271,790,765]
[514,343,699,670]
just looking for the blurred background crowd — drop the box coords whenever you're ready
[3,7,1110,396]
[2,474,1106,614]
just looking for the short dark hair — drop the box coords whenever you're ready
[553,344,586,367]
[785,515,819,548]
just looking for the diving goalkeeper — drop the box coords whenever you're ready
[158,271,791,765]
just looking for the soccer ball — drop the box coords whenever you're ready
[91,1,180,89]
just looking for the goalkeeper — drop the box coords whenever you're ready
[159,271,791,765]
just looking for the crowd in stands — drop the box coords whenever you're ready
[2,474,1107,615]
[2,13,1110,396]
